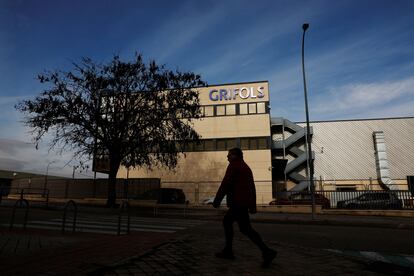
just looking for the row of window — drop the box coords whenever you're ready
[94,136,270,156]
[200,102,268,117]
[183,137,270,152]
[99,102,268,120]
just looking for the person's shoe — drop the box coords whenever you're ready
[215,250,235,260]
[262,249,277,267]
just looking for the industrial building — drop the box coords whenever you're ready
[116,81,414,204]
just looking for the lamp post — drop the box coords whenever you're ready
[44,161,56,196]
[301,23,316,220]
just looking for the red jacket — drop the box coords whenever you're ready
[214,159,257,211]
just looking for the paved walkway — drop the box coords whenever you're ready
[0,227,175,275]
[3,227,414,275]
[91,234,393,276]
[2,202,414,275]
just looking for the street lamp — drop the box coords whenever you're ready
[301,23,316,220]
[44,161,56,196]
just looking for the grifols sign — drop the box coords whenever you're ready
[209,86,265,101]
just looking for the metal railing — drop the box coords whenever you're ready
[183,200,189,218]
[1,187,49,207]
[118,200,130,235]
[62,200,78,234]
[9,199,29,230]
[272,190,414,210]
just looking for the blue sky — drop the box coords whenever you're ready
[1,0,414,177]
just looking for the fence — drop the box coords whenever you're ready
[273,190,414,210]
[161,180,273,206]
[4,178,414,210]
[6,177,160,199]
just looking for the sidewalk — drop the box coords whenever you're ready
[0,228,367,276]
[0,227,175,275]
[90,234,389,275]
[2,225,414,275]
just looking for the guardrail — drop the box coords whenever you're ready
[9,199,29,230]
[62,200,78,234]
[118,200,130,235]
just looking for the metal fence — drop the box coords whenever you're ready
[273,190,414,210]
[161,180,273,206]
[3,178,414,210]
[2,178,160,200]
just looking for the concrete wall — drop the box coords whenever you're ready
[121,150,272,204]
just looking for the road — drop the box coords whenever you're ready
[2,204,414,255]
[2,204,414,274]
[198,221,414,255]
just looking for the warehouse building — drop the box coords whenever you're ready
[272,117,414,194]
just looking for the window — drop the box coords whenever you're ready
[240,138,249,150]
[226,104,236,115]
[257,138,268,149]
[249,138,258,150]
[257,102,266,114]
[194,141,204,151]
[226,138,237,149]
[216,105,225,116]
[239,104,248,115]
[202,102,267,117]
[204,106,214,117]
[184,142,194,151]
[180,136,269,152]
[217,139,226,151]
[204,140,215,151]
[248,103,257,114]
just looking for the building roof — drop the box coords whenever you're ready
[292,116,414,124]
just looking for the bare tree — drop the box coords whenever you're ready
[16,54,206,207]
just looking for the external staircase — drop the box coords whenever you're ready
[271,118,314,191]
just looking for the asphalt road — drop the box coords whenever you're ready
[185,213,414,256]
[233,222,414,255]
[1,203,414,256]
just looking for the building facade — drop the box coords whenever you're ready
[117,81,273,204]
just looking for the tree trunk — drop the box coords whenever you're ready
[106,158,121,208]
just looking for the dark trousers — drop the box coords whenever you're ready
[223,207,269,254]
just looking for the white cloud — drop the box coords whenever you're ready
[0,136,99,178]
[0,96,101,178]
[262,21,414,121]
[313,76,414,118]
[195,9,314,80]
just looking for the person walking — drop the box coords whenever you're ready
[213,147,277,267]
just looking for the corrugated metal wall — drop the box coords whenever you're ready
[298,118,414,180]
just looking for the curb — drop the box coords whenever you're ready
[249,216,414,229]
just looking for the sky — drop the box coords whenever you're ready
[1,0,414,177]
